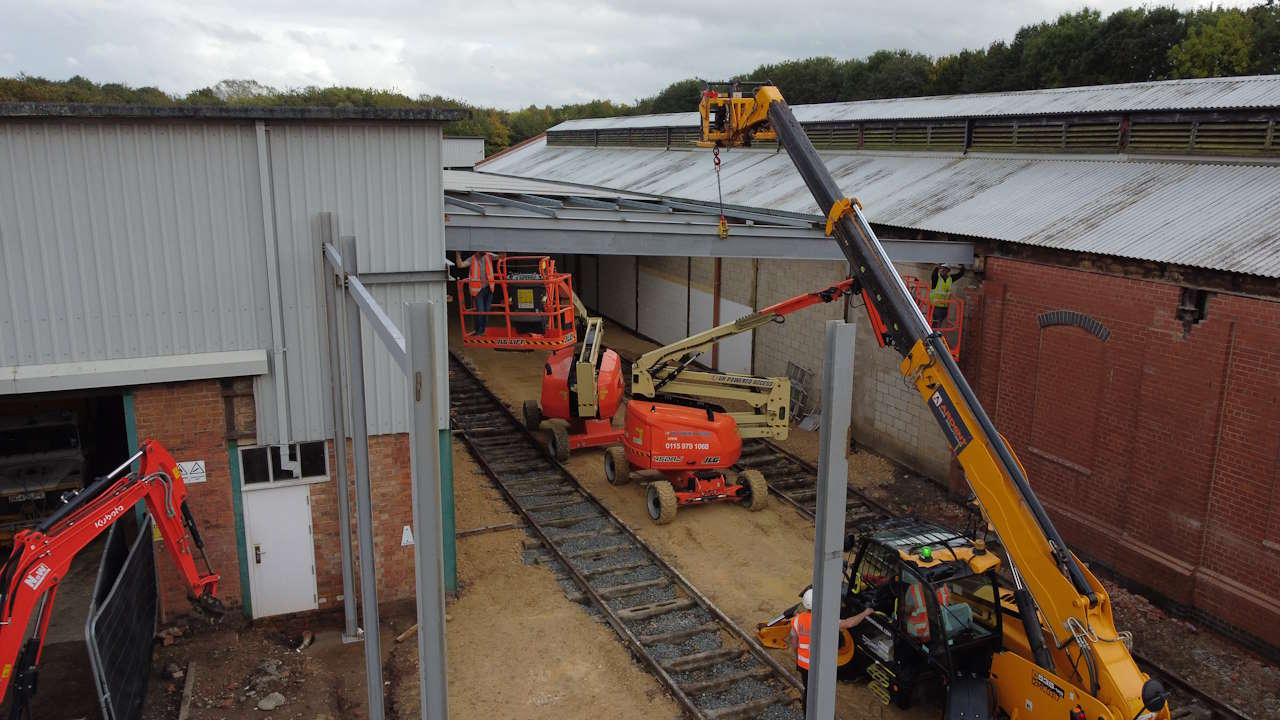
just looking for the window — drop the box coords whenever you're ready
[240,441,328,488]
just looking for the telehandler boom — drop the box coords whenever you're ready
[699,80,1168,719]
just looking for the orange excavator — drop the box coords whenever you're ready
[0,439,223,715]
[605,278,855,523]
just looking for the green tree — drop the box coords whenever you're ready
[1018,9,1105,87]
[1088,6,1186,83]
[1169,9,1255,78]
[645,79,702,114]
[1248,3,1280,74]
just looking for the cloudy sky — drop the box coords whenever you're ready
[0,0,1254,109]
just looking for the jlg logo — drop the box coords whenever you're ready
[94,504,126,529]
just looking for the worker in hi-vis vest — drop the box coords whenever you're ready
[928,263,966,328]
[788,588,873,713]
[903,573,952,644]
[457,251,498,333]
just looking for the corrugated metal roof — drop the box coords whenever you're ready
[551,75,1280,131]
[479,137,1280,278]
[0,102,466,122]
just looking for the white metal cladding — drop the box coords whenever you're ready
[480,138,1280,278]
[259,123,448,443]
[0,121,272,367]
[550,75,1280,132]
[1,118,449,442]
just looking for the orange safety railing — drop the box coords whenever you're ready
[456,254,577,351]
[903,276,962,360]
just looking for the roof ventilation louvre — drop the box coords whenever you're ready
[669,127,701,147]
[862,127,895,149]
[630,127,668,148]
[1064,122,1122,151]
[927,125,966,150]
[547,130,596,147]
[970,123,1017,150]
[894,126,928,149]
[1014,123,1066,151]
[596,129,630,147]
[829,126,861,149]
[1191,121,1271,155]
[1128,122,1193,152]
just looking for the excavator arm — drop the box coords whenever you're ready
[631,279,854,438]
[0,439,222,711]
[700,81,1167,718]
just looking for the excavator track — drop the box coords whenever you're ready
[449,353,803,720]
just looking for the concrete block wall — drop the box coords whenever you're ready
[751,259,847,397]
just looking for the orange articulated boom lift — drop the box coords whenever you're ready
[0,439,223,714]
[604,279,855,524]
[699,79,1169,719]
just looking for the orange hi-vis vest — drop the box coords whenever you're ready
[905,578,951,643]
[791,611,812,670]
[468,253,495,296]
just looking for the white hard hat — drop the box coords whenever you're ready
[802,588,813,611]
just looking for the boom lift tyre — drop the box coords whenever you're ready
[523,399,543,432]
[741,469,768,511]
[604,446,630,486]
[646,480,678,525]
[701,79,1170,719]
[547,424,571,463]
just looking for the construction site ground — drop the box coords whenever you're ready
[123,314,1276,720]
[442,316,1279,719]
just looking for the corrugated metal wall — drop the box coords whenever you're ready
[1,118,448,442]
[0,121,272,366]
[260,123,448,442]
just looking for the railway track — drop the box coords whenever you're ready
[448,353,803,720]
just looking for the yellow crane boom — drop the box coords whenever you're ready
[698,80,1168,719]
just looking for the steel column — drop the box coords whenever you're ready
[808,320,856,720]
[320,215,360,643]
[406,302,449,719]
[340,235,386,720]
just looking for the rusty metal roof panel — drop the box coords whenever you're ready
[480,137,1280,278]
[551,75,1280,132]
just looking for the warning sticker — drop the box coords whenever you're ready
[928,388,972,454]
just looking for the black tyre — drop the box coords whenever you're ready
[547,424,570,462]
[522,399,542,431]
[604,446,630,486]
[741,469,768,511]
[646,481,677,525]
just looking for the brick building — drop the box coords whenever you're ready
[0,104,461,622]
[477,75,1280,646]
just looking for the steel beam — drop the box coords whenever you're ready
[346,273,408,372]
[565,195,619,210]
[662,198,812,228]
[617,197,671,212]
[320,215,360,643]
[809,320,856,720]
[406,301,449,719]
[446,220,974,264]
[340,235,386,720]
[468,191,558,217]
[444,194,487,215]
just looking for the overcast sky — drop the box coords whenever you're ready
[0,0,1256,109]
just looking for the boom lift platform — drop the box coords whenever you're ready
[0,439,223,715]
[699,80,1169,719]
[605,279,854,524]
[456,254,578,351]
[524,292,626,461]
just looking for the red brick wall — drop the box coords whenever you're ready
[133,380,419,621]
[133,380,242,621]
[973,258,1280,645]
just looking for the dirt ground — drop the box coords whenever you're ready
[451,320,934,720]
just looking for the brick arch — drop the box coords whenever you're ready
[1037,309,1111,342]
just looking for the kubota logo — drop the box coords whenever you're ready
[94,504,126,529]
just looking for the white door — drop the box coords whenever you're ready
[243,484,318,618]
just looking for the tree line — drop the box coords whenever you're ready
[2,4,1278,154]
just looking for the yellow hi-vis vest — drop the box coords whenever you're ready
[930,275,953,305]
[467,253,495,296]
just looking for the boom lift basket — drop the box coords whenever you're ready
[457,255,578,351]
[903,276,963,361]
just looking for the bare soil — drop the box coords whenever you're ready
[451,325,934,720]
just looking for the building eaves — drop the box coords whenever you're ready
[0,102,468,123]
